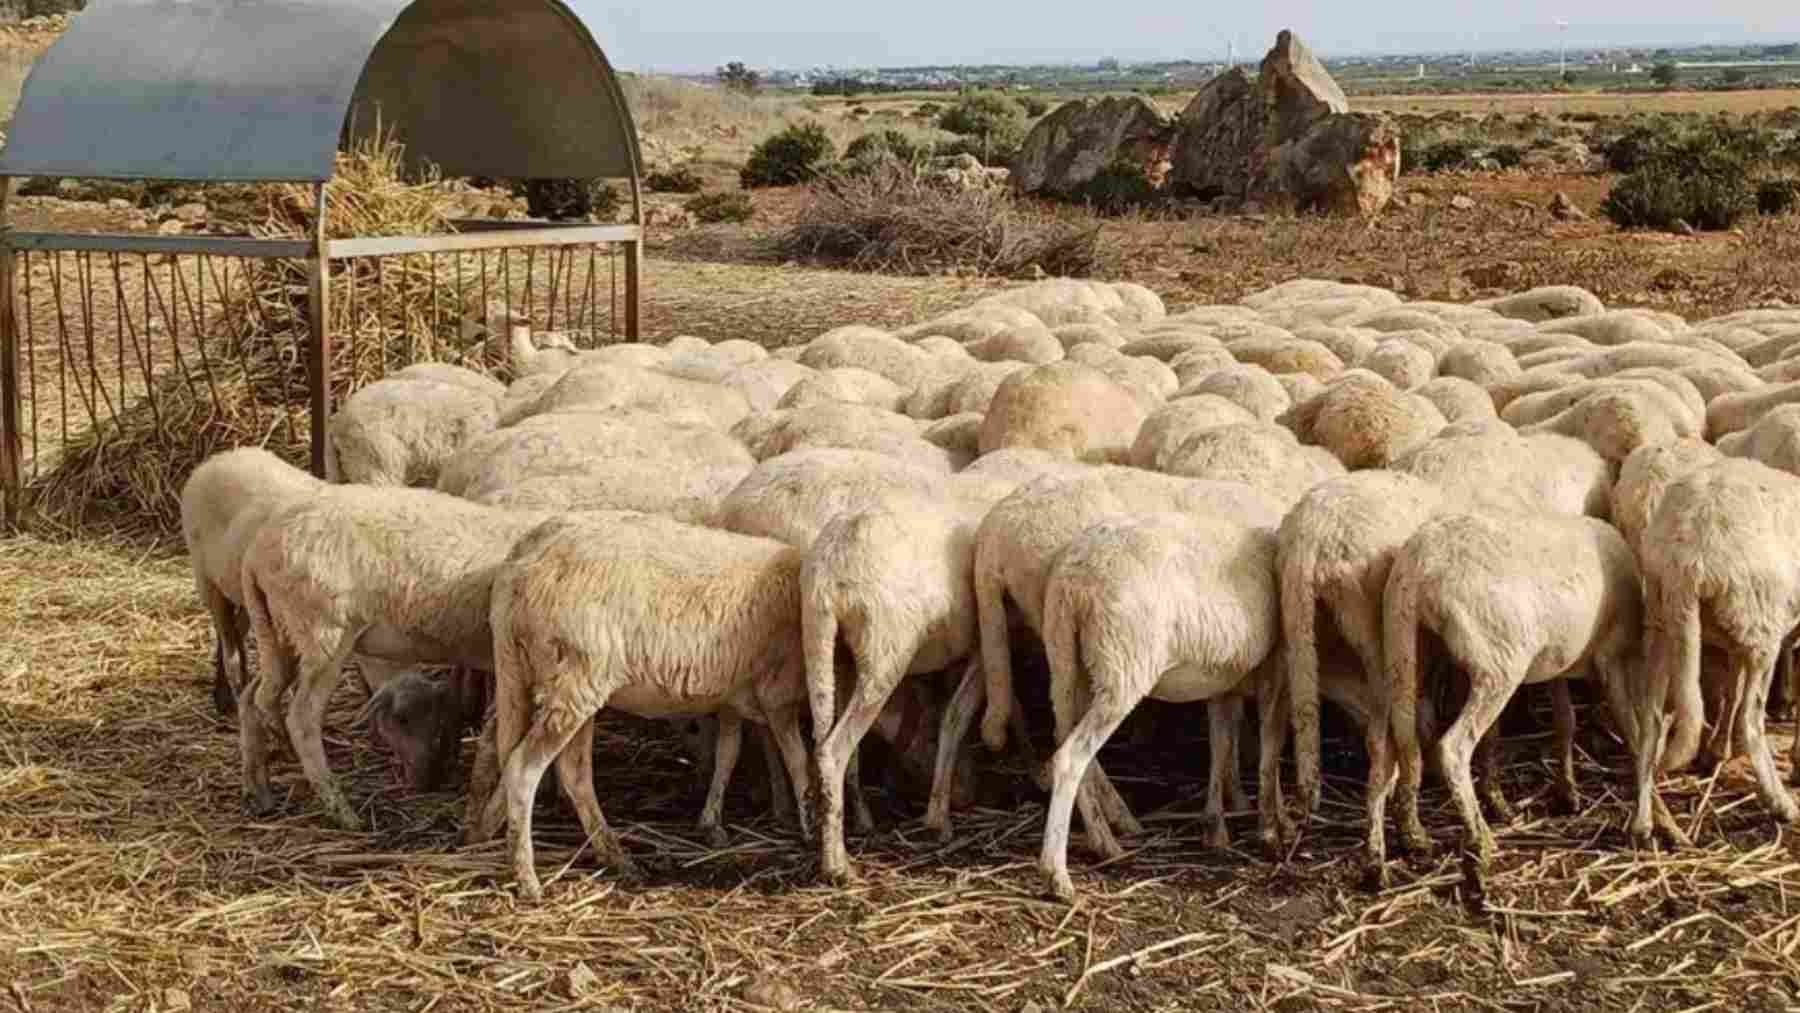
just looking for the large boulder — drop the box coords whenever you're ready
[1011,96,1175,195]
[1170,29,1394,216]
[1168,68,1263,201]
[1255,112,1401,215]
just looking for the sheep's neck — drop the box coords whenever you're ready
[508,325,537,368]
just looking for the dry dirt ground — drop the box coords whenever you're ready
[3,156,1800,1011]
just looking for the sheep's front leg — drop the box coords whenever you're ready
[757,724,799,830]
[764,706,814,839]
[698,711,743,848]
[1473,727,1515,826]
[461,707,501,843]
[1256,681,1296,858]
[1204,697,1243,850]
[285,635,361,831]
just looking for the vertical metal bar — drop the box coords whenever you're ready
[623,239,641,342]
[307,182,331,479]
[23,250,37,483]
[524,247,537,336]
[0,178,19,529]
[428,252,439,362]
[609,244,618,341]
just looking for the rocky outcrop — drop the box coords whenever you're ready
[1011,96,1175,195]
[1255,113,1401,216]
[1169,29,1397,216]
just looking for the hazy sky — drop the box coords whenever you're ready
[568,2,1800,73]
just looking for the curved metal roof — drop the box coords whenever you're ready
[0,0,642,183]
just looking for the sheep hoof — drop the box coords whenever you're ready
[819,861,857,886]
[611,856,645,883]
[1550,787,1581,818]
[703,825,730,849]
[1202,820,1231,851]
[980,715,1008,755]
[240,787,277,819]
[211,681,237,722]
[1044,869,1077,904]
[516,877,545,903]
[1358,860,1391,893]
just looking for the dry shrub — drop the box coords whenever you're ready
[24,130,486,538]
[780,161,1102,277]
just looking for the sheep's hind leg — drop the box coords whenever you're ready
[554,717,638,877]
[925,659,983,841]
[816,675,901,884]
[1549,679,1580,815]
[697,711,743,848]
[1041,684,1139,903]
[504,705,595,902]
[285,634,362,831]
[1439,674,1517,882]
[764,706,814,839]
[1734,645,1800,826]
[757,724,799,830]
[1203,697,1243,850]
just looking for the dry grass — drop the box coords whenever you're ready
[780,163,1104,278]
[5,534,1800,1011]
[1354,87,1800,118]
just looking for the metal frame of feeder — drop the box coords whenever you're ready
[0,0,646,528]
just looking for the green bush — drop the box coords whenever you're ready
[1602,152,1753,232]
[1070,159,1156,214]
[1601,124,1677,173]
[844,130,924,168]
[934,123,1027,169]
[1490,144,1525,169]
[1021,96,1052,117]
[644,165,705,194]
[1419,139,1480,173]
[914,101,941,119]
[686,191,754,224]
[937,92,1024,139]
[1760,177,1800,215]
[740,122,836,188]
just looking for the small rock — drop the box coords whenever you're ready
[743,977,802,1011]
[1549,191,1587,221]
[1449,194,1476,211]
[566,961,601,998]
[106,198,131,210]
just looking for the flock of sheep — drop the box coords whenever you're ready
[177,274,1800,903]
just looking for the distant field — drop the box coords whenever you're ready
[1352,87,1800,117]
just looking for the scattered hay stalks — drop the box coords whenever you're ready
[21,130,489,539]
[779,160,1104,278]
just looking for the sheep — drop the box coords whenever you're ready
[1536,310,1677,346]
[920,412,985,462]
[391,362,506,400]
[1285,371,1445,470]
[798,325,937,390]
[804,493,991,883]
[1130,396,1257,471]
[957,446,1094,486]
[659,339,769,385]
[437,409,753,501]
[1439,341,1519,386]
[1241,278,1400,311]
[958,469,1285,840]
[1175,364,1292,422]
[963,321,1065,365]
[1519,387,1693,466]
[1612,438,1724,558]
[1226,337,1345,381]
[1362,340,1437,390]
[1064,343,1178,404]
[1668,362,1762,403]
[720,358,818,412]
[326,378,499,487]
[1632,459,1800,848]
[1293,326,1378,368]
[1502,375,1703,435]
[1275,373,1326,407]
[1707,381,1800,440]
[1366,511,1647,883]
[778,367,909,414]
[464,512,819,899]
[1109,281,1167,325]
[1393,430,1612,520]
[732,401,957,472]
[1169,346,1241,387]
[1050,322,1128,352]
[511,361,752,430]
[237,486,554,829]
[1339,308,1462,343]
[363,669,484,794]
[1036,512,1281,901]
[1474,285,1605,323]
[905,361,1030,420]
[496,372,567,427]
[469,461,751,525]
[1280,471,1449,839]
[1121,333,1228,363]
[977,362,1148,464]
[1416,376,1498,425]
[1719,404,1800,476]
[715,448,958,548]
[1158,422,1348,508]
[180,447,326,717]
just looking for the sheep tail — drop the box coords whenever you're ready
[802,587,840,757]
[1658,586,1705,773]
[1042,578,1083,748]
[976,550,1014,753]
[1280,542,1323,817]
[1380,554,1423,781]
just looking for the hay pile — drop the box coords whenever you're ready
[23,134,492,538]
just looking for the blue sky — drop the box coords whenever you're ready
[568,2,1800,73]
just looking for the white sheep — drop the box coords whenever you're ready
[1718,404,1800,476]
[1415,376,1498,425]
[1036,511,1281,901]
[1631,459,1800,846]
[977,361,1148,463]
[180,447,325,717]
[732,401,957,471]
[465,512,818,899]
[1707,381,1800,440]
[1393,430,1612,520]
[798,325,938,390]
[1367,510,1646,883]
[237,486,553,829]
[326,377,500,487]
[778,367,909,413]
[1474,286,1605,323]
[1158,421,1348,508]
[1284,371,1445,470]
[392,362,506,400]
[1174,364,1292,422]
[437,409,753,501]
[1129,396,1257,471]
[469,461,751,525]
[510,361,752,430]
